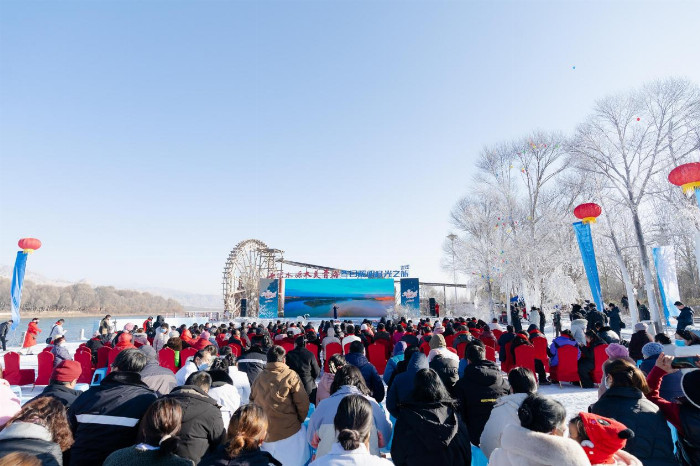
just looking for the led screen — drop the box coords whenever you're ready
[283,279,395,318]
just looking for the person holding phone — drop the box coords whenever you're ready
[645,353,700,466]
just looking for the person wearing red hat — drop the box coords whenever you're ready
[569,412,641,465]
[30,360,83,407]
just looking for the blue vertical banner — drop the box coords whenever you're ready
[573,222,603,310]
[652,246,681,325]
[10,251,28,331]
[258,278,279,319]
[400,278,420,317]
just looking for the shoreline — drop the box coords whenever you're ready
[0,311,186,319]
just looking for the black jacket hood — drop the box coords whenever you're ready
[401,401,460,447]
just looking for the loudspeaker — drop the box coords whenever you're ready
[429,298,436,316]
[240,299,247,318]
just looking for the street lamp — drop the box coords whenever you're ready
[447,234,458,308]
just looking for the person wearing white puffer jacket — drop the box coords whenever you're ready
[480,367,538,458]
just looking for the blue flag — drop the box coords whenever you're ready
[10,251,28,331]
[573,222,603,310]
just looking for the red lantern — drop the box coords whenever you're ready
[574,203,602,224]
[18,238,42,252]
[668,162,700,195]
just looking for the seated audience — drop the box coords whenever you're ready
[175,349,212,386]
[316,354,346,405]
[30,360,82,407]
[344,341,385,403]
[138,346,177,396]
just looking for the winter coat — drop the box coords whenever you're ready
[497,332,516,362]
[676,306,694,331]
[22,321,41,348]
[250,362,309,442]
[285,346,320,396]
[30,383,82,407]
[227,365,251,405]
[479,331,498,349]
[51,344,73,367]
[479,392,528,459]
[68,371,158,466]
[0,321,10,338]
[309,443,393,466]
[606,306,623,334]
[549,336,580,366]
[587,310,607,331]
[0,381,21,427]
[200,445,281,466]
[390,401,471,466]
[139,360,177,396]
[429,354,460,395]
[307,385,392,458]
[597,327,621,345]
[628,331,653,361]
[0,421,63,466]
[570,319,588,345]
[175,360,200,387]
[99,318,113,336]
[639,355,684,401]
[164,385,226,463]
[400,333,420,348]
[528,311,539,327]
[103,447,194,466]
[382,354,404,384]
[316,371,335,405]
[488,423,591,466]
[344,352,385,403]
[386,352,429,418]
[238,346,268,386]
[590,386,676,465]
[455,359,510,444]
[153,332,169,353]
[209,380,241,425]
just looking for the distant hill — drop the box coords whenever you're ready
[0,266,221,311]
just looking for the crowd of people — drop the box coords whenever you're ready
[0,305,697,466]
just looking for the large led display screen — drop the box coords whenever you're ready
[283,279,395,318]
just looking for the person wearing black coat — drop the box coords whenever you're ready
[628,323,653,361]
[344,341,385,403]
[586,308,607,331]
[674,301,695,333]
[429,353,460,395]
[31,382,82,408]
[578,330,606,388]
[68,349,157,466]
[164,372,226,464]
[0,319,12,351]
[238,343,268,386]
[605,303,623,335]
[391,369,471,466]
[510,306,522,333]
[200,445,282,466]
[454,344,510,445]
[538,309,546,334]
[590,359,676,466]
[594,322,621,345]
[497,326,516,362]
[285,335,320,403]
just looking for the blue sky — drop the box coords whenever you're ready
[1,0,699,296]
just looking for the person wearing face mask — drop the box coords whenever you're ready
[153,323,170,353]
[488,393,590,466]
[175,349,212,386]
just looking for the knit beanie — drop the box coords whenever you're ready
[578,412,634,464]
[201,331,211,340]
[429,334,446,350]
[681,369,700,409]
[123,323,136,332]
[51,360,82,382]
[605,343,629,360]
[641,342,664,359]
[634,322,648,332]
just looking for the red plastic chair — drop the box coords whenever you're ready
[158,347,177,373]
[375,338,392,359]
[3,352,35,385]
[592,344,609,384]
[420,341,431,356]
[35,351,55,385]
[179,347,197,366]
[324,342,342,372]
[501,342,514,372]
[514,344,537,376]
[227,344,242,358]
[107,347,123,373]
[343,342,352,355]
[74,350,93,384]
[367,343,387,375]
[96,346,111,369]
[280,342,294,354]
[485,345,497,362]
[305,343,320,365]
[532,336,550,373]
[493,329,503,340]
[556,345,582,387]
[456,342,467,360]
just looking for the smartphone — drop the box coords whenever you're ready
[671,356,700,369]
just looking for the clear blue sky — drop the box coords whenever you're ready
[1,0,699,296]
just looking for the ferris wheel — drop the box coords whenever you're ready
[222,239,283,317]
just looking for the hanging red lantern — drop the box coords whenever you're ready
[668,162,700,195]
[574,203,602,224]
[18,238,42,253]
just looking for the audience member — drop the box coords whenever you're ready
[568,412,641,466]
[138,346,177,396]
[30,360,82,407]
[317,354,346,405]
[344,341,385,403]
[285,335,321,403]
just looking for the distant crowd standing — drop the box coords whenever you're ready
[0,304,697,466]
